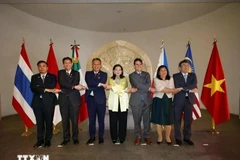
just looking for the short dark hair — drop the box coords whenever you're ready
[134,58,143,65]
[178,59,189,67]
[37,60,48,66]
[62,57,72,64]
[92,58,101,63]
[111,64,125,80]
[156,65,170,80]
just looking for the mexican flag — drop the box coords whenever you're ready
[71,44,88,123]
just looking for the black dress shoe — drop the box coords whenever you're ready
[183,139,194,145]
[44,141,51,148]
[86,137,95,145]
[99,138,104,144]
[112,140,117,144]
[157,141,162,145]
[175,139,182,146]
[120,140,124,144]
[33,141,44,148]
[57,140,70,148]
[73,140,79,145]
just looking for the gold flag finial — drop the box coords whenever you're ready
[22,37,25,44]
[74,40,76,45]
[162,39,164,45]
[188,38,191,44]
[214,35,217,42]
[50,38,53,44]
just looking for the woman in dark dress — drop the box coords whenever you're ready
[151,65,180,145]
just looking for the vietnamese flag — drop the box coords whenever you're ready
[201,41,230,125]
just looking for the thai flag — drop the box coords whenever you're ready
[12,43,36,128]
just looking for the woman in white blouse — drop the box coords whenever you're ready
[106,64,129,144]
[151,65,181,145]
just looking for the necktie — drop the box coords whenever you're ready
[138,72,141,77]
[42,75,45,83]
[184,74,187,83]
[66,72,70,77]
[183,74,188,97]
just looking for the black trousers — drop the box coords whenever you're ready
[174,97,192,140]
[33,99,54,142]
[59,96,80,141]
[109,105,128,141]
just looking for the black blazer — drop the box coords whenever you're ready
[85,70,107,104]
[58,69,81,107]
[173,72,197,104]
[30,73,57,107]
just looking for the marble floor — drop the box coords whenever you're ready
[0,109,240,160]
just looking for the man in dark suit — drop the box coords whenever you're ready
[173,60,197,146]
[85,58,107,145]
[30,60,57,148]
[57,57,86,147]
[129,58,155,145]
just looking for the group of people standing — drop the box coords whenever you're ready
[30,56,197,148]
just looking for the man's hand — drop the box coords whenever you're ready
[149,87,156,93]
[126,88,138,93]
[74,85,86,90]
[53,89,62,93]
[105,85,112,90]
[44,89,54,93]
[189,88,199,93]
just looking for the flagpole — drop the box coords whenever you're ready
[21,125,32,136]
[210,36,219,135]
[53,124,60,134]
[188,38,191,45]
[73,40,83,132]
[161,39,165,131]
[19,38,32,136]
[49,38,61,134]
[210,118,219,134]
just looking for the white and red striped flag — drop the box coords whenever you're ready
[12,42,36,128]
[184,42,201,120]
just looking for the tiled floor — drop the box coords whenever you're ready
[0,110,240,160]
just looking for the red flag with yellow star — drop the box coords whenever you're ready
[201,41,230,125]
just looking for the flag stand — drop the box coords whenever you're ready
[53,124,60,134]
[78,127,83,131]
[210,118,219,134]
[21,125,32,136]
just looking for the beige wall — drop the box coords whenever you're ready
[0,3,239,117]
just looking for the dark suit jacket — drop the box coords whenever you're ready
[85,70,107,104]
[173,72,197,104]
[129,71,152,106]
[30,73,57,108]
[58,69,81,107]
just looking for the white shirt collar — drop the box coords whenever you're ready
[40,73,47,77]
[181,72,188,76]
[66,70,71,74]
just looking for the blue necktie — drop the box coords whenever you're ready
[184,74,187,83]
[184,74,188,96]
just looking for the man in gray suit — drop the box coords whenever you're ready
[128,58,155,145]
